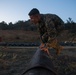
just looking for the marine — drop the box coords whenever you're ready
[28,8,64,55]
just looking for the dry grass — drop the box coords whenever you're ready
[0,47,76,75]
[0,30,76,75]
[0,30,40,42]
[0,30,76,43]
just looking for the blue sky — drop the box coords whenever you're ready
[0,0,76,24]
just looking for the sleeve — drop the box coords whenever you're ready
[42,18,57,43]
[40,34,48,43]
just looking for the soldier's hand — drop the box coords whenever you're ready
[39,43,45,49]
[39,43,50,55]
[41,47,50,55]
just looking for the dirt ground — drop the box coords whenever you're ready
[0,46,76,75]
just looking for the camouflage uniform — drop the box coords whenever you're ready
[37,14,64,55]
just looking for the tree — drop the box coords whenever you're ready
[0,21,7,30]
[66,18,76,42]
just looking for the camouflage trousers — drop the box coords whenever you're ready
[46,38,63,55]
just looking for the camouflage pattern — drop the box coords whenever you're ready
[37,14,64,44]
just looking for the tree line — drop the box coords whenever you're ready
[0,18,76,33]
[0,17,76,42]
[65,18,76,42]
[0,20,37,31]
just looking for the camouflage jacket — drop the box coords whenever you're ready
[37,14,64,43]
